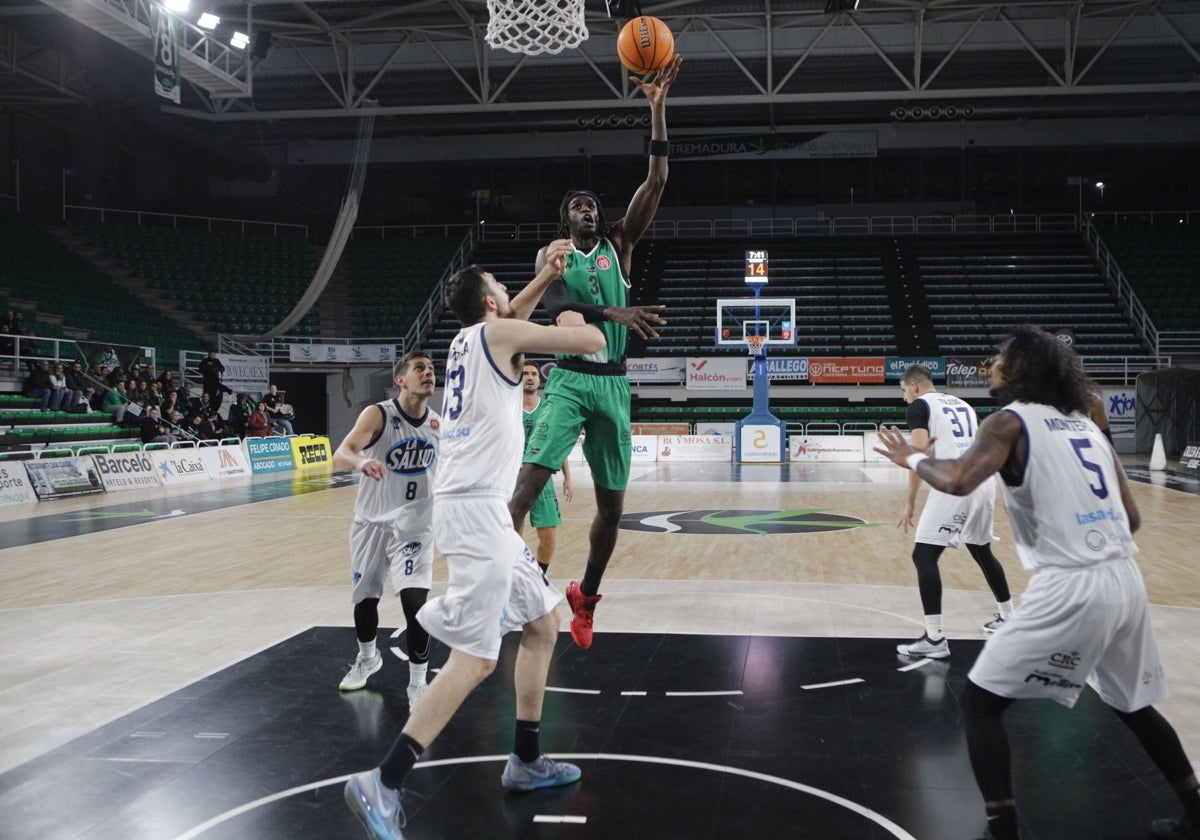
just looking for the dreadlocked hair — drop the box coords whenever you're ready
[558,190,608,240]
[991,324,1097,416]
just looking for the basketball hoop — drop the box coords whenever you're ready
[746,335,765,356]
[486,0,588,56]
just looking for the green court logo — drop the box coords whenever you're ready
[620,509,875,535]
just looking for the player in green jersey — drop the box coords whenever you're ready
[509,54,682,650]
[518,361,572,574]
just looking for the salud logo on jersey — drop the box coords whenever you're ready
[386,437,436,475]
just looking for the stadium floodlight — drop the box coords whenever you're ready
[230,31,249,49]
[163,0,190,12]
[197,12,220,29]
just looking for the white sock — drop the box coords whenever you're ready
[924,615,944,640]
[409,662,427,687]
[358,639,377,660]
[997,599,1014,619]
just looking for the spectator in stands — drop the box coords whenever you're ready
[198,350,233,412]
[226,392,253,439]
[66,360,92,411]
[138,363,157,386]
[262,384,295,435]
[24,359,52,410]
[10,311,26,336]
[189,413,217,441]
[0,322,13,368]
[102,380,129,423]
[160,389,183,420]
[49,363,73,412]
[131,379,151,408]
[104,365,121,388]
[147,381,163,409]
[158,369,179,395]
[1,310,13,332]
[139,406,176,445]
[247,401,271,437]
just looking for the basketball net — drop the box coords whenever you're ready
[486,0,588,56]
[746,336,765,356]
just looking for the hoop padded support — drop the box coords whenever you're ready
[486,0,588,56]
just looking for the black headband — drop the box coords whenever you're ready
[559,189,602,218]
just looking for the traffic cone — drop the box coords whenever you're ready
[1149,433,1167,471]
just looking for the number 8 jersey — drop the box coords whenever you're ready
[353,398,440,526]
[999,402,1137,571]
[437,322,525,498]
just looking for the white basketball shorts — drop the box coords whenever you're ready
[915,477,996,548]
[417,494,562,660]
[969,557,1167,712]
[349,518,434,602]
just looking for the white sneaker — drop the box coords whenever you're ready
[406,681,427,710]
[344,768,405,839]
[896,633,950,659]
[982,615,1006,633]
[340,652,383,691]
[500,753,582,792]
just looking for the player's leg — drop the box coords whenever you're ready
[501,545,581,792]
[962,679,1019,840]
[1112,706,1200,838]
[966,543,1015,632]
[963,481,1015,633]
[534,526,556,572]
[511,380,582,527]
[897,541,950,658]
[528,481,563,573]
[342,520,388,691]
[391,534,435,709]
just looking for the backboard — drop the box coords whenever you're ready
[714,298,797,348]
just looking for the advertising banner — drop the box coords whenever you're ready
[739,424,784,462]
[626,358,686,384]
[807,357,886,384]
[288,344,397,365]
[686,358,746,391]
[1178,442,1200,478]
[630,423,690,436]
[695,421,736,437]
[221,354,271,395]
[291,436,334,471]
[200,444,252,478]
[1101,388,1137,443]
[24,457,104,500]
[657,435,733,462]
[748,357,809,381]
[151,5,181,104]
[630,434,657,463]
[789,435,866,463]
[151,450,213,485]
[92,451,162,492]
[0,463,38,506]
[862,430,901,464]
[246,437,296,474]
[946,356,994,388]
[885,357,946,382]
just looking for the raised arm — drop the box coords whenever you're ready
[510,239,573,321]
[485,317,605,380]
[610,55,682,265]
[875,411,1023,496]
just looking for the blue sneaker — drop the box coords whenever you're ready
[344,768,405,839]
[501,753,582,792]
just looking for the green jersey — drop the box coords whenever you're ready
[559,237,628,363]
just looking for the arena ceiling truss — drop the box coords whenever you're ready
[6,0,1200,140]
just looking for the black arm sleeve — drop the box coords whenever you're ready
[541,280,608,324]
[905,400,931,431]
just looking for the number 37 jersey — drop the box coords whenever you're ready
[353,399,440,527]
[912,391,980,458]
[999,401,1137,571]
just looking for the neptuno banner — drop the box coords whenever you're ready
[92,451,162,492]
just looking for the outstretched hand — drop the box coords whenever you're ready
[605,304,667,339]
[873,425,935,468]
[632,54,682,105]
[543,238,575,275]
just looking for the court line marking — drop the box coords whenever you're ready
[171,752,918,840]
[534,815,588,824]
[897,658,934,672]
[547,686,602,695]
[801,678,865,690]
[664,690,744,697]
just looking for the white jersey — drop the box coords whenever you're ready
[353,399,440,526]
[914,391,980,458]
[436,322,524,498]
[999,401,1137,571]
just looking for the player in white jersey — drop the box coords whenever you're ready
[332,351,439,708]
[893,365,1015,659]
[875,326,1199,840]
[344,241,606,840]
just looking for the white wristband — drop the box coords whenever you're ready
[906,453,929,471]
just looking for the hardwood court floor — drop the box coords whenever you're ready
[0,458,1197,839]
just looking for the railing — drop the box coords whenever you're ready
[63,204,308,238]
[225,335,407,366]
[352,223,475,239]
[402,228,479,353]
[477,213,1084,242]
[1081,216,1158,353]
[1086,210,1200,228]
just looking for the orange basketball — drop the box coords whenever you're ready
[617,16,674,76]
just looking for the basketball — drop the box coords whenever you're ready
[617,16,674,76]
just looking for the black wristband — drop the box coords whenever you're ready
[648,139,669,157]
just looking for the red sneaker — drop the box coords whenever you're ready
[564,580,602,650]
